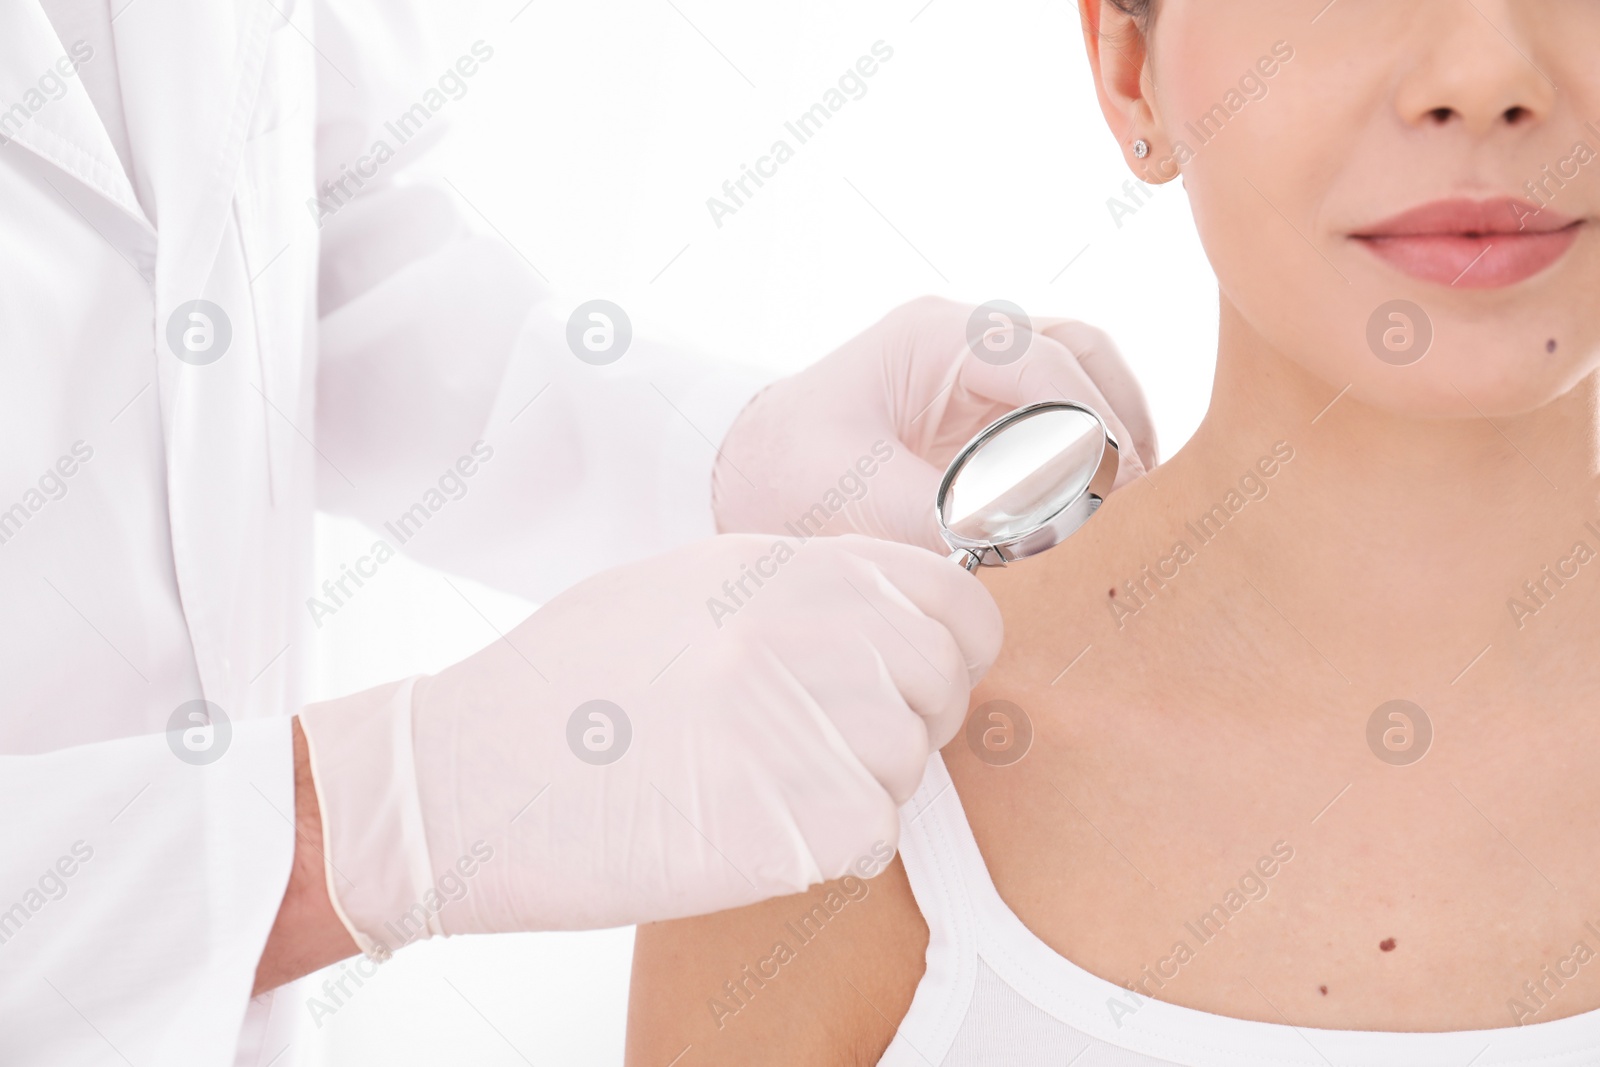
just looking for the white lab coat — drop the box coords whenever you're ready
[0,1,767,1063]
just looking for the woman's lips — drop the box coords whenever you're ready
[1350,197,1583,288]
[1356,230,1581,288]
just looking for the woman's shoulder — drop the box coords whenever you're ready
[625,856,929,1066]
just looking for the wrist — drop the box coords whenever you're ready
[710,378,781,533]
[252,718,359,994]
[297,676,439,960]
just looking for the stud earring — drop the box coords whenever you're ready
[1132,139,1150,159]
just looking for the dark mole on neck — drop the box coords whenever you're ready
[1319,984,1328,995]
[1379,937,1396,952]
[1548,338,1559,353]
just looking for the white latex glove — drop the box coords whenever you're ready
[713,295,1160,553]
[298,533,1000,954]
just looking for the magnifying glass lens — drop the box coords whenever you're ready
[943,408,1104,542]
[937,402,1118,569]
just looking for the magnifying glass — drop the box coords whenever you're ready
[936,401,1119,571]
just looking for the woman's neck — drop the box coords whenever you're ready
[1098,297,1600,687]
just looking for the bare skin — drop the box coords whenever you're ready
[252,719,358,996]
[627,1,1600,1061]
[627,346,1600,1061]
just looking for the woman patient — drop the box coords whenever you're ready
[629,0,1600,1062]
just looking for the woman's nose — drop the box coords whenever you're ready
[1392,0,1555,136]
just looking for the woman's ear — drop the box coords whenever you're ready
[1078,1,1174,183]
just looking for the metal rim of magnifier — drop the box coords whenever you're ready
[936,400,1120,571]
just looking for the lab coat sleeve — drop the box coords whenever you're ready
[309,1,774,604]
[0,718,295,1067]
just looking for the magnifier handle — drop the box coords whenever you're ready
[948,549,984,573]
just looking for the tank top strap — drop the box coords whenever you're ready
[878,752,986,1067]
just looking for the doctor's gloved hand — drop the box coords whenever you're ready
[712,295,1159,553]
[294,533,1001,957]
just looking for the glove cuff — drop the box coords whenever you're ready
[299,675,441,961]
[705,375,781,534]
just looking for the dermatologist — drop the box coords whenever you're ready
[0,1,1158,1064]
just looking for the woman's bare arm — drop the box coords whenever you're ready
[626,857,928,1066]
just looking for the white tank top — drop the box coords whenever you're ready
[880,753,1600,1066]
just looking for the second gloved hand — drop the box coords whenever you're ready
[712,295,1160,553]
[298,533,1001,955]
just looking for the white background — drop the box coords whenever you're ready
[303,0,1218,1062]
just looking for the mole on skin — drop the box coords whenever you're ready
[1379,937,1396,952]
[1547,338,1559,353]
[1319,984,1328,996]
